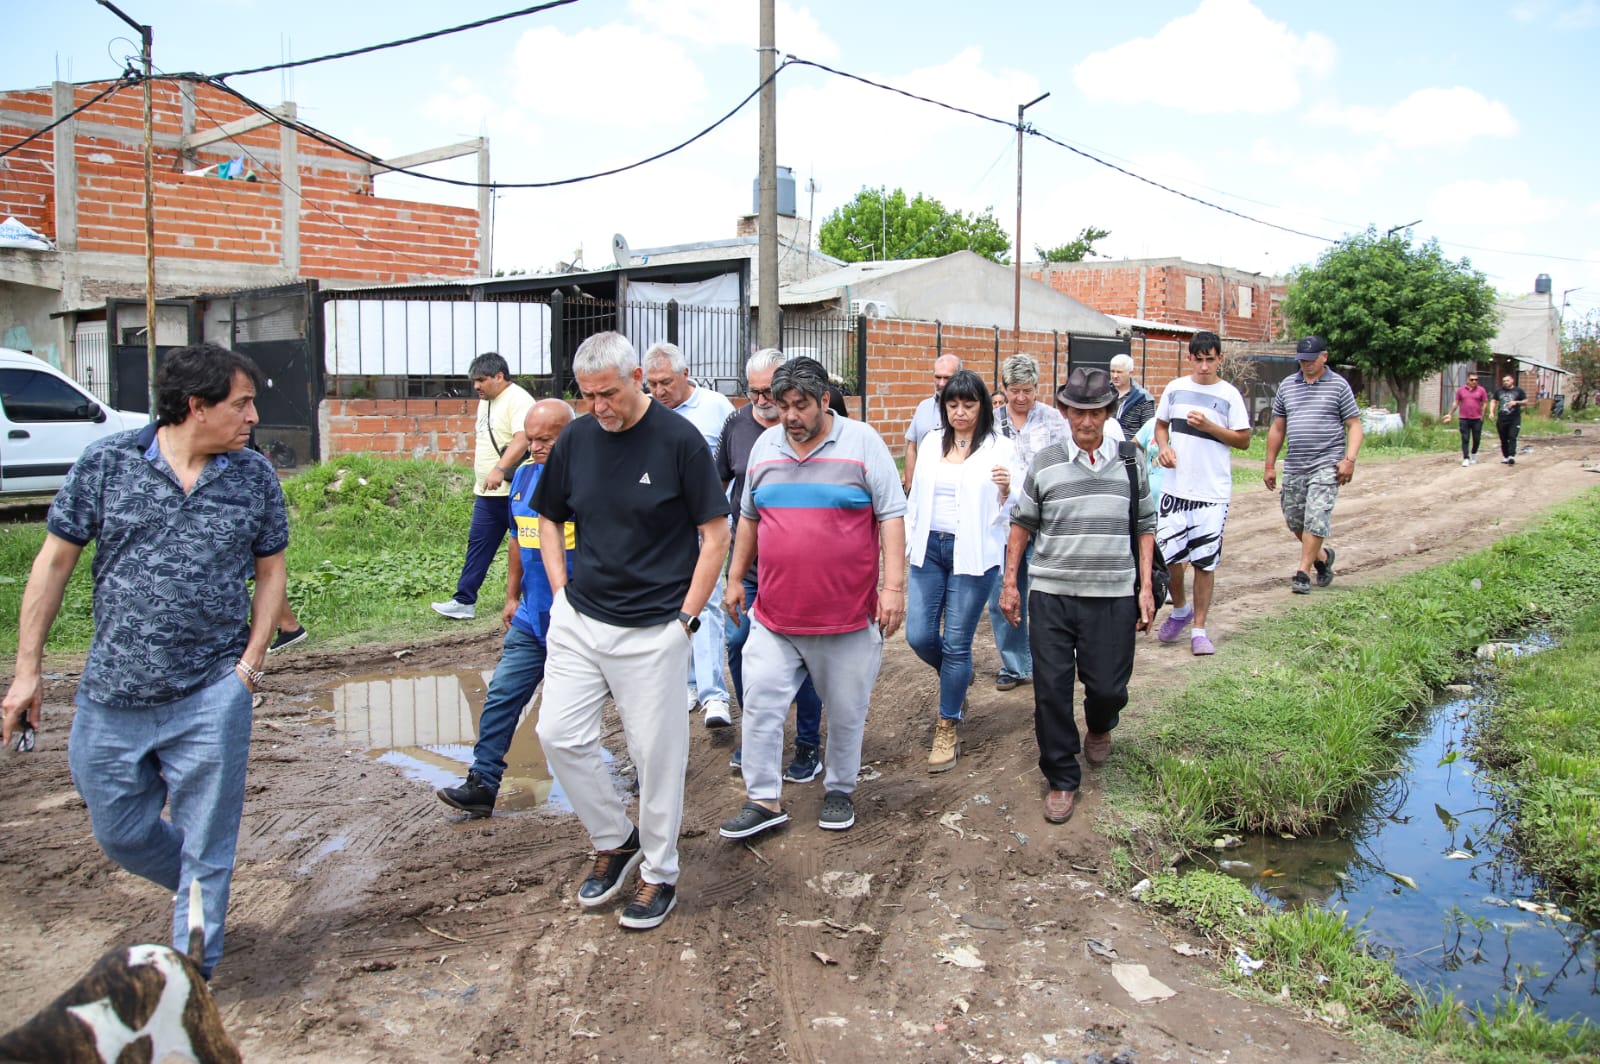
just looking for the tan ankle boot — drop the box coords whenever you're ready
[928,719,959,773]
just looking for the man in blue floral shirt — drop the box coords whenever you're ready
[2,342,288,978]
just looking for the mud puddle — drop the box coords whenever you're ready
[1195,648,1598,1021]
[312,668,622,814]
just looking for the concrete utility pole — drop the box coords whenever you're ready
[1013,92,1048,352]
[757,0,779,348]
[99,0,157,413]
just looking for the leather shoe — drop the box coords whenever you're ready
[1084,731,1112,766]
[1043,789,1076,823]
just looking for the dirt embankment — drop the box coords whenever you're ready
[3,433,1595,1062]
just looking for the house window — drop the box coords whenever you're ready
[1238,285,1253,318]
[1185,276,1203,311]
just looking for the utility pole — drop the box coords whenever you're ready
[99,1,157,413]
[757,0,779,348]
[1013,91,1049,351]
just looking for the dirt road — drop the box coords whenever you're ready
[3,433,1596,1063]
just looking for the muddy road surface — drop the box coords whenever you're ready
[3,434,1595,1063]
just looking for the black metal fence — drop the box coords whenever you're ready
[320,288,860,402]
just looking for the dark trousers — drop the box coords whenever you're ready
[453,493,511,606]
[1458,417,1482,458]
[1029,591,1137,792]
[1497,418,1520,460]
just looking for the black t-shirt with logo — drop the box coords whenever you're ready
[532,401,729,627]
[1495,386,1527,423]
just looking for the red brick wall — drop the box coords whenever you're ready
[0,80,479,282]
[323,397,605,462]
[1029,263,1286,345]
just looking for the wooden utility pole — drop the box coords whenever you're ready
[757,0,779,348]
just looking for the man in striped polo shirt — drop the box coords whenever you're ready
[1263,335,1364,595]
[999,367,1155,825]
[718,357,907,841]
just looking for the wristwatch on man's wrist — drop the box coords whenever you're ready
[677,611,701,633]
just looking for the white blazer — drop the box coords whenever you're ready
[905,429,1018,575]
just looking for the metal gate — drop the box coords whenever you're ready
[220,282,321,470]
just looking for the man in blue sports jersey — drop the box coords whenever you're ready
[437,399,575,816]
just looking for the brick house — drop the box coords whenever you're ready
[0,77,483,379]
[1028,257,1287,345]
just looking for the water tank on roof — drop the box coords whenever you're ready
[751,166,797,217]
[1535,273,1552,295]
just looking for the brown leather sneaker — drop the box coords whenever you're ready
[1084,731,1113,766]
[1043,789,1076,823]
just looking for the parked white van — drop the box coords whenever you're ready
[0,347,149,496]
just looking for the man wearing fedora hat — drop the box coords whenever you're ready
[1264,336,1363,594]
[999,366,1155,825]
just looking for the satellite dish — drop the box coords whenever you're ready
[612,233,631,268]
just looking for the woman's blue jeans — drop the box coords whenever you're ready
[987,540,1033,681]
[906,531,999,721]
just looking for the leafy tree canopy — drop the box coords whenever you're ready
[1564,309,1600,412]
[817,186,1010,264]
[1035,226,1111,263]
[1283,226,1497,412]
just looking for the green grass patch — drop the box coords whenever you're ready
[1472,604,1600,923]
[0,456,506,657]
[1133,487,1600,847]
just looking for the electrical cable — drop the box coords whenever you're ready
[0,75,136,161]
[208,0,583,81]
[194,62,786,189]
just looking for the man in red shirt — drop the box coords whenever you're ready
[1442,372,1489,466]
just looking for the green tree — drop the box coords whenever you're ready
[1563,309,1600,412]
[1283,226,1497,416]
[818,186,1011,264]
[1035,225,1111,262]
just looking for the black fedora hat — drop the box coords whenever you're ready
[1055,366,1117,410]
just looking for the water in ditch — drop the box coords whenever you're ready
[314,668,625,814]
[1191,649,1598,1023]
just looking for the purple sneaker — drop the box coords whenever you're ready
[1191,634,1216,656]
[1157,611,1191,643]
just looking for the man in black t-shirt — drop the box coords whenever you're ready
[532,332,730,932]
[1491,372,1529,466]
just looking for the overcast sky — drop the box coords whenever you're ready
[12,0,1600,317]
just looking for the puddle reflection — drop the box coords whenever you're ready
[319,668,619,814]
[1192,679,1599,1022]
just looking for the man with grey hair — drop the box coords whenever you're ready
[644,342,738,726]
[903,353,961,491]
[719,357,906,840]
[532,332,730,930]
[988,353,1067,691]
[716,348,825,781]
[1109,353,1155,438]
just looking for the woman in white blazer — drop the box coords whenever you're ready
[904,369,1019,773]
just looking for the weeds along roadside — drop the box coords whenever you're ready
[0,456,505,657]
[1471,602,1600,925]
[1113,487,1600,1060]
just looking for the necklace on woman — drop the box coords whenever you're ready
[955,438,971,450]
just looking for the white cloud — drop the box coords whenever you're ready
[508,24,707,126]
[420,74,542,145]
[1427,179,1561,226]
[627,0,840,60]
[1309,87,1517,148]
[1556,1,1600,27]
[1248,138,1392,197]
[1073,0,1336,114]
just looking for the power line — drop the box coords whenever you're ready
[196,64,785,189]
[0,76,135,161]
[208,0,583,81]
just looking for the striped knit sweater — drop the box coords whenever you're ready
[1011,440,1155,598]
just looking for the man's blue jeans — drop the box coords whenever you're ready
[453,493,511,606]
[689,574,730,706]
[726,573,821,747]
[907,531,999,721]
[69,669,253,976]
[987,540,1033,681]
[470,623,548,791]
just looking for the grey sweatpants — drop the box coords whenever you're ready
[739,619,883,803]
[536,590,690,885]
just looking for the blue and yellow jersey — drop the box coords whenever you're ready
[507,461,575,639]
